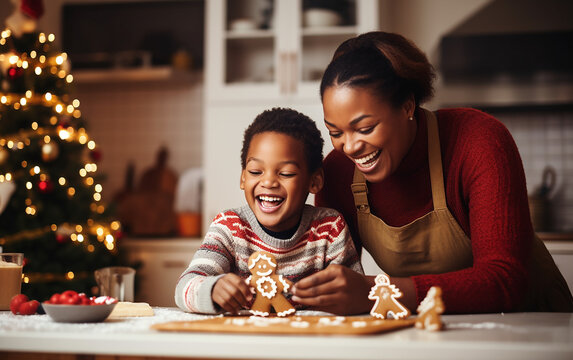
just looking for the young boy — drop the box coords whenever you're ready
[175,108,363,314]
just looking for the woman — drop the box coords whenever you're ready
[290,31,573,314]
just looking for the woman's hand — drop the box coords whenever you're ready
[212,273,252,314]
[291,264,375,315]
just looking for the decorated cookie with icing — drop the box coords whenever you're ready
[246,251,295,317]
[368,273,411,320]
[415,286,445,331]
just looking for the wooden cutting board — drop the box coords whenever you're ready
[108,302,154,318]
[151,315,415,335]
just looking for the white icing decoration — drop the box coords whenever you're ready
[248,253,277,269]
[256,269,273,276]
[375,273,391,286]
[318,317,345,326]
[290,321,310,328]
[249,316,288,324]
[256,276,278,299]
[417,286,438,314]
[245,316,290,325]
[352,321,367,328]
[249,310,270,317]
[277,308,296,317]
[278,275,290,292]
[424,317,440,331]
[371,312,386,320]
[231,318,246,326]
[368,273,409,320]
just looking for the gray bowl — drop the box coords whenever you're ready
[43,302,117,323]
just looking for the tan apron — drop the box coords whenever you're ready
[351,109,573,311]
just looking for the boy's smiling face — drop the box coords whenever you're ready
[241,131,323,233]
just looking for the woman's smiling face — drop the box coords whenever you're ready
[322,85,416,183]
[240,131,322,232]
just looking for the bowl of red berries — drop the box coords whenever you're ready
[42,290,118,323]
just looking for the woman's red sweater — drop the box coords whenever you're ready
[315,108,533,313]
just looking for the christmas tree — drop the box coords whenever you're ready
[0,0,120,300]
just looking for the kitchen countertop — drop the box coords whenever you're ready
[1,308,572,360]
[539,232,573,242]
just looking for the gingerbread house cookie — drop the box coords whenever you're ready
[368,273,411,320]
[246,251,295,317]
[415,286,445,331]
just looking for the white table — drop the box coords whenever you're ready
[1,308,572,360]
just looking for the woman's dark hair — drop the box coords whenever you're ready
[320,31,435,108]
[241,107,324,173]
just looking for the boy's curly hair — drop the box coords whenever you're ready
[241,108,324,173]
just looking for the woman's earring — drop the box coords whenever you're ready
[408,116,414,121]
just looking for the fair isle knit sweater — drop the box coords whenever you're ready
[175,204,363,314]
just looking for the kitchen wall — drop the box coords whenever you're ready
[75,80,203,199]
[496,109,573,232]
[1,0,571,231]
[378,0,491,63]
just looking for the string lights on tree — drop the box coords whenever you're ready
[0,0,121,300]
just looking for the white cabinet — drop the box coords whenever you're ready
[120,238,202,307]
[205,0,379,103]
[203,0,379,229]
[544,240,573,296]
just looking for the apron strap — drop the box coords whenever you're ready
[351,170,370,214]
[351,108,448,212]
[425,109,447,210]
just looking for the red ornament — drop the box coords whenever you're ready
[7,67,23,80]
[114,230,125,240]
[90,148,102,162]
[37,179,54,194]
[55,234,68,243]
[21,0,45,20]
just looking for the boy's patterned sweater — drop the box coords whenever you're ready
[175,204,363,314]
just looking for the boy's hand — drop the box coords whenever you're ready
[290,264,375,315]
[212,274,253,314]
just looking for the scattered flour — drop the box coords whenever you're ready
[0,307,211,334]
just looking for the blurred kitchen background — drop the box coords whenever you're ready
[1,0,571,305]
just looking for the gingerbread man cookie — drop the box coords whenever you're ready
[246,251,295,317]
[368,273,411,320]
[415,286,445,331]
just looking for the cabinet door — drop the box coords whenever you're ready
[122,240,201,307]
[205,0,379,103]
[206,0,280,102]
[297,0,379,97]
[545,242,573,296]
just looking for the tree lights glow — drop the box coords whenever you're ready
[0,29,121,299]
